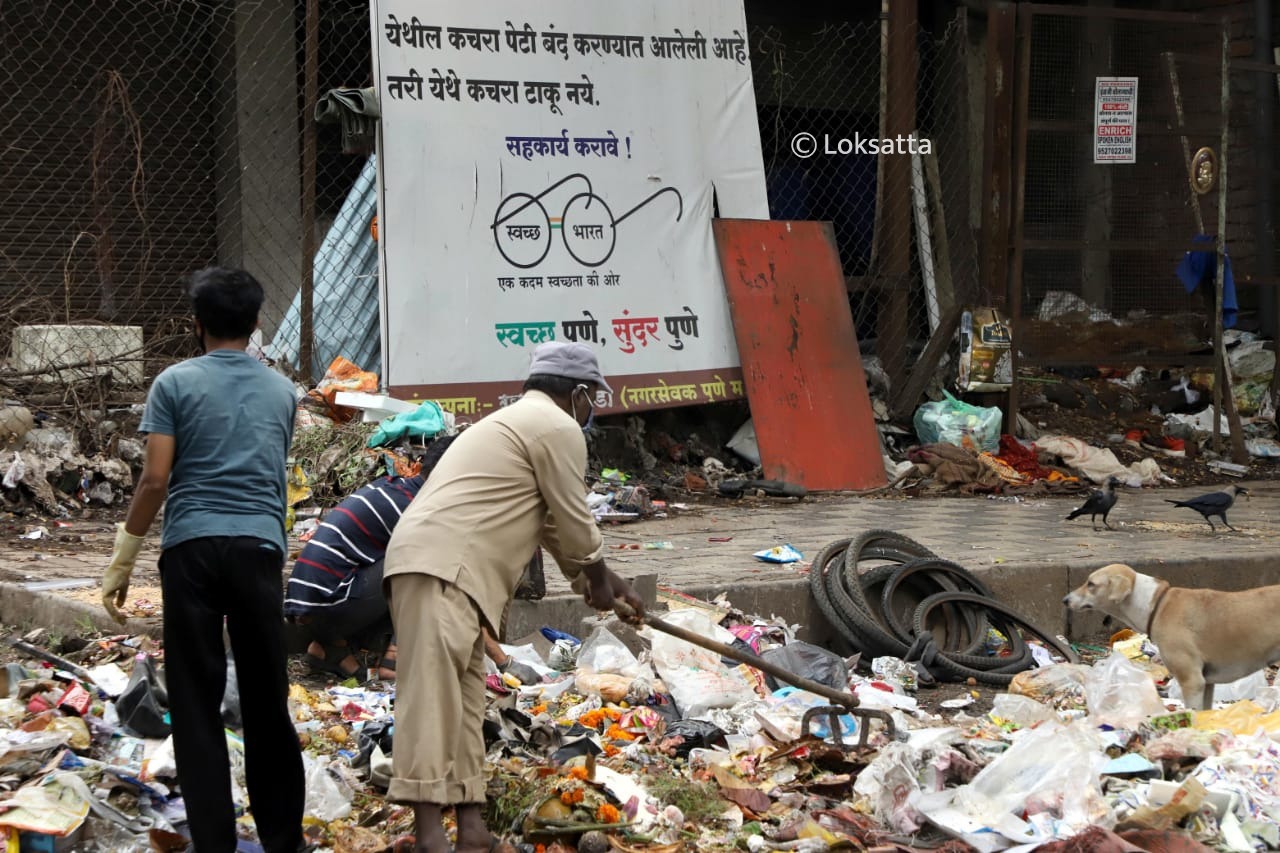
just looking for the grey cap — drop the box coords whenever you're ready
[527,341,613,394]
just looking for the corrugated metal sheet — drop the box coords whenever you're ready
[269,154,380,378]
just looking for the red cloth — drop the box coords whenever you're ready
[997,433,1056,481]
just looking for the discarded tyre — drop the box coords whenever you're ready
[809,532,1078,685]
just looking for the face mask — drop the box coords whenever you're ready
[572,385,594,434]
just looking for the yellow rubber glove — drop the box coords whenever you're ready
[102,523,145,625]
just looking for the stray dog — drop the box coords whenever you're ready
[1063,563,1280,710]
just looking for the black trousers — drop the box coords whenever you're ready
[305,559,393,651]
[159,537,304,853]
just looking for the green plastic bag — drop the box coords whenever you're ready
[367,401,447,447]
[913,390,1002,453]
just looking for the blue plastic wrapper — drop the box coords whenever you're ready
[540,627,581,646]
[753,544,803,564]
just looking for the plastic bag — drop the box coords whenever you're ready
[912,390,1002,453]
[989,693,1055,728]
[658,719,727,758]
[307,356,378,423]
[755,687,858,742]
[115,656,170,739]
[2,452,24,489]
[1167,669,1268,706]
[760,642,848,692]
[221,650,241,729]
[1191,700,1280,735]
[575,626,642,679]
[1009,662,1091,709]
[1084,652,1166,728]
[302,753,353,821]
[367,400,447,447]
[953,720,1110,834]
[649,610,758,720]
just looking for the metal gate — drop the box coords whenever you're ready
[1005,5,1232,444]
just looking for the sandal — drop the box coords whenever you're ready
[306,643,362,680]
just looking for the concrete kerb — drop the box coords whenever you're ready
[512,553,1280,646]
[5,552,1280,654]
[0,581,163,643]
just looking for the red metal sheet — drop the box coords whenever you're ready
[714,219,887,491]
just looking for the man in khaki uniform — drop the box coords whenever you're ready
[383,341,644,853]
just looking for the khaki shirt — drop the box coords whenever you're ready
[383,390,603,632]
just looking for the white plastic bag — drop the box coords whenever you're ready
[990,693,1055,728]
[649,610,757,719]
[302,753,353,821]
[575,626,641,679]
[1167,668,1268,706]
[1084,652,1166,728]
[2,452,23,489]
[953,720,1110,836]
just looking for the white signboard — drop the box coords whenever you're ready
[1093,77,1137,164]
[370,1,769,417]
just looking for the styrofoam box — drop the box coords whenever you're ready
[10,324,144,386]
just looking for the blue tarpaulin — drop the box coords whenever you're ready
[269,155,381,378]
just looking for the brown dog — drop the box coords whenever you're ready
[1063,563,1280,710]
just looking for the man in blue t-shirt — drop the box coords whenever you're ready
[285,434,542,686]
[101,267,304,853]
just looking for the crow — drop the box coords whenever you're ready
[1165,485,1249,532]
[1066,476,1122,531]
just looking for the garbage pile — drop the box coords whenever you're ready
[888,431,1180,495]
[0,404,137,515]
[4,550,1280,851]
[892,327,1280,493]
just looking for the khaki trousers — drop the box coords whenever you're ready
[386,574,486,804]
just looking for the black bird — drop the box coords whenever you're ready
[1165,485,1249,532]
[1066,476,1122,531]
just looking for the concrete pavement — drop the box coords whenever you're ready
[3,480,1280,646]
[508,479,1280,640]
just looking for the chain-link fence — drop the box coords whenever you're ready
[1013,8,1228,367]
[751,12,984,407]
[0,0,375,454]
[0,1,980,456]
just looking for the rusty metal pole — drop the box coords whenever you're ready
[1006,6,1031,436]
[299,0,319,385]
[880,0,918,409]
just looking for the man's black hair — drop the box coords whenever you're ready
[189,267,264,340]
[420,433,458,477]
[522,374,582,398]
